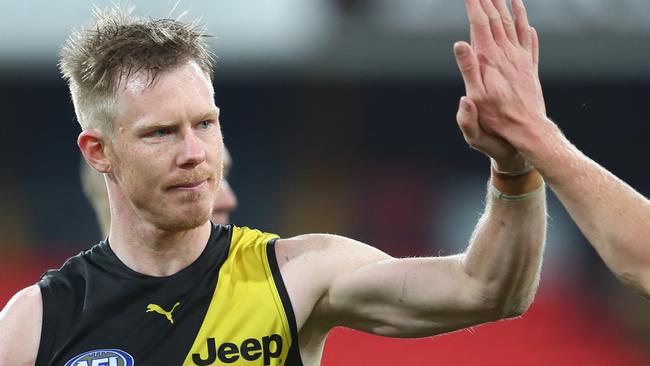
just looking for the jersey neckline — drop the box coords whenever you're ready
[98,221,227,282]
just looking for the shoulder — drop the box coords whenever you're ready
[275,233,391,270]
[40,241,109,286]
[0,285,42,315]
[0,285,42,365]
[230,225,279,250]
[273,233,392,327]
[42,242,104,274]
[39,248,94,295]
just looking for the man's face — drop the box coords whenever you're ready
[108,60,223,231]
[211,147,238,225]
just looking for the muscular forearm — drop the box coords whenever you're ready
[461,179,547,316]
[461,172,547,317]
[525,121,650,296]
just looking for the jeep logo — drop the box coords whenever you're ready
[192,334,283,365]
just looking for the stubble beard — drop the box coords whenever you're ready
[125,180,214,232]
[148,197,212,232]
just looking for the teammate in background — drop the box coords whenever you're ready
[80,156,111,236]
[454,0,650,299]
[81,146,238,235]
[0,1,546,365]
[209,147,238,225]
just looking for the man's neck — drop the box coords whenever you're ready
[108,217,212,277]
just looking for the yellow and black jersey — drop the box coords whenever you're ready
[36,223,303,366]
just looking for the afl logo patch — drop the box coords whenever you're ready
[65,349,134,366]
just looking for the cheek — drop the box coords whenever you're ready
[115,145,167,187]
[203,139,224,168]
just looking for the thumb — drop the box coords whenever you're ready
[456,96,480,143]
[456,96,518,159]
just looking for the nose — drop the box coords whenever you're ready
[177,130,206,168]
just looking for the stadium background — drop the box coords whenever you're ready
[1,1,649,364]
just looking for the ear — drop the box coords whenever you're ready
[78,130,111,173]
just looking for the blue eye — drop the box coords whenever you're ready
[152,128,169,137]
[198,120,212,129]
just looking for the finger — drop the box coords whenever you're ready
[479,0,510,48]
[492,0,518,46]
[457,99,517,158]
[531,26,539,69]
[454,41,485,94]
[456,97,480,143]
[512,0,532,50]
[465,0,494,51]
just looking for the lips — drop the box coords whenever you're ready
[168,179,208,191]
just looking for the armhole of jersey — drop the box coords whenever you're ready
[35,280,53,366]
[266,239,305,366]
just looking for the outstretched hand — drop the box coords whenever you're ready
[454,0,546,161]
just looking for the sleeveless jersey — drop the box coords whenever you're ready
[36,224,303,366]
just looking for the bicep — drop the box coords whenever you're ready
[319,253,493,338]
[0,285,42,366]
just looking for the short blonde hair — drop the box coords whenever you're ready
[60,5,214,132]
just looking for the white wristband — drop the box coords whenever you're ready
[490,183,545,201]
[491,160,534,177]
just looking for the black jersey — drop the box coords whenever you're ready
[36,224,303,366]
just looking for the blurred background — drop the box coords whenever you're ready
[1,0,649,364]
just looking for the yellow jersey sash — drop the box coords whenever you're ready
[184,226,301,365]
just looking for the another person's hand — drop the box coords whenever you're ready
[454,0,546,153]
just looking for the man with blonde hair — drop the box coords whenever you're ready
[81,146,238,236]
[0,2,546,365]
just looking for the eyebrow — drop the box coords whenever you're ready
[133,108,220,133]
[197,108,220,122]
[133,119,177,134]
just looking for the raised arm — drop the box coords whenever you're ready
[321,174,545,337]
[277,1,547,340]
[454,0,650,298]
[530,123,650,297]
[0,285,42,366]
[278,123,546,339]
[462,78,650,298]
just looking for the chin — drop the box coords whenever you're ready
[177,214,210,230]
[151,204,212,232]
[153,214,208,232]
